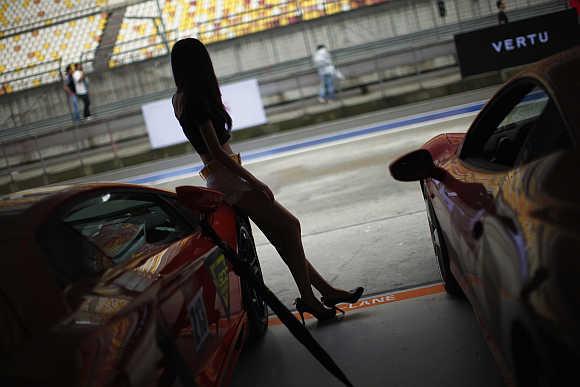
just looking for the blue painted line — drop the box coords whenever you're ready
[126,90,549,184]
[125,101,485,184]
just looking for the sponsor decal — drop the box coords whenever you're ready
[491,32,549,53]
[205,251,230,318]
[187,288,209,352]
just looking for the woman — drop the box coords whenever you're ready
[170,38,363,323]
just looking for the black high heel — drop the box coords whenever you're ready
[294,298,343,326]
[321,287,364,308]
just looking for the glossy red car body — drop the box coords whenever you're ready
[0,183,267,386]
[391,47,580,386]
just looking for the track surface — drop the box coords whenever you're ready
[78,87,498,307]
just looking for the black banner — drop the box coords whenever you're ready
[454,9,580,77]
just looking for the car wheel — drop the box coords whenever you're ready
[512,324,575,387]
[512,325,551,387]
[237,215,268,343]
[422,182,463,297]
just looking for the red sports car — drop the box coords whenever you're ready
[0,183,268,386]
[390,47,580,387]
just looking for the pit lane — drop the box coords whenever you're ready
[233,284,504,387]
[74,88,506,386]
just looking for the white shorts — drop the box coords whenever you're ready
[201,158,253,205]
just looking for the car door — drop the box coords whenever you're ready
[154,195,245,386]
[435,80,550,312]
[37,188,241,386]
[478,96,575,342]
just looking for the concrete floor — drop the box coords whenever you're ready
[232,286,505,387]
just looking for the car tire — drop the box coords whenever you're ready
[512,323,575,387]
[421,182,463,297]
[512,325,551,387]
[237,215,268,343]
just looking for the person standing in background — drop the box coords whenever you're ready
[73,63,91,119]
[497,0,509,24]
[313,44,336,103]
[63,64,80,123]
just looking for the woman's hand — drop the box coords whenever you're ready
[251,179,275,202]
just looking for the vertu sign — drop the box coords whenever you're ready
[455,9,579,77]
[491,32,549,53]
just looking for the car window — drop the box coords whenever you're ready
[496,88,549,129]
[516,100,573,165]
[37,192,192,287]
[461,83,550,169]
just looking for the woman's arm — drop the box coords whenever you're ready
[199,120,274,201]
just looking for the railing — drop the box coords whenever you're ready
[0,0,570,194]
[0,58,63,131]
[107,28,178,67]
[194,0,382,43]
[79,29,178,71]
[0,35,458,192]
[0,3,104,38]
[0,0,563,95]
[0,59,63,92]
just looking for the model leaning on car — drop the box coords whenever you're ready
[0,183,268,386]
[390,46,580,387]
[170,38,363,324]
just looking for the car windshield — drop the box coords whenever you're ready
[64,196,184,263]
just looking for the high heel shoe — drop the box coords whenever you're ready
[294,298,344,326]
[320,287,364,308]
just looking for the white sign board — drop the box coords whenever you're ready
[142,78,267,149]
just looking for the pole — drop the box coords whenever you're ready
[33,134,49,185]
[71,122,87,172]
[106,120,123,168]
[374,54,385,99]
[1,141,18,192]
[295,75,308,115]
[154,0,170,54]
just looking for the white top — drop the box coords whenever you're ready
[73,70,88,95]
[313,47,334,76]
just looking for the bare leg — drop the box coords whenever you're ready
[235,189,339,313]
[307,262,352,300]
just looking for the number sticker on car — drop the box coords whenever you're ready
[188,287,209,352]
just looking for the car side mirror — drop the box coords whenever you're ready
[389,149,445,182]
[176,186,225,214]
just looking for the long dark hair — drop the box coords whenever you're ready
[171,38,232,131]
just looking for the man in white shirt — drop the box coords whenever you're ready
[73,63,91,119]
[313,44,336,103]
[63,64,80,123]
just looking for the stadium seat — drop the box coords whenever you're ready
[0,0,104,93]
[111,0,382,62]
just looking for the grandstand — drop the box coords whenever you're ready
[0,0,389,93]
[0,0,571,194]
[0,0,565,93]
